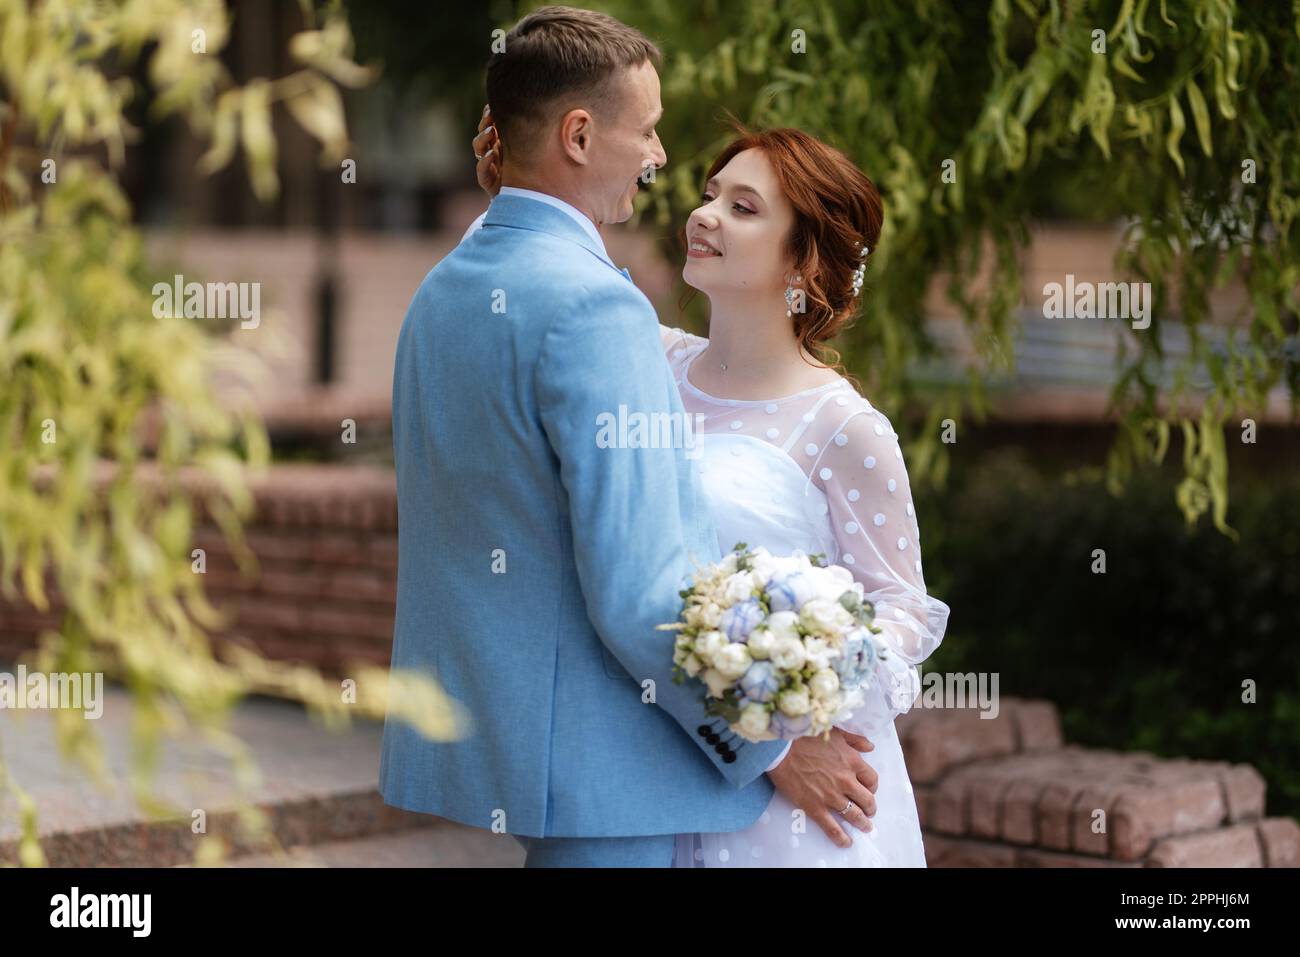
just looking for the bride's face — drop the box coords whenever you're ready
[682,148,796,301]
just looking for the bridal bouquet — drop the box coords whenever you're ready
[657,543,888,743]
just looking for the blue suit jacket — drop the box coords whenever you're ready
[379,193,784,837]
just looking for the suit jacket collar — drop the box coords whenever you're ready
[482,193,628,282]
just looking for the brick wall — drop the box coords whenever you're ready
[900,698,1299,867]
[0,463,398,675]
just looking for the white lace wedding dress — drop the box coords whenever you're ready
[660,326,951,868]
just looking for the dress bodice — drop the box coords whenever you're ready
[661,325,951,732]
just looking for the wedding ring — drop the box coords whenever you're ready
[474,151,484,161]
[840,801,854,815]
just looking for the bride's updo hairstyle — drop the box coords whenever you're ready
[699,126,884,371]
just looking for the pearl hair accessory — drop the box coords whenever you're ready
[850,243,869,297]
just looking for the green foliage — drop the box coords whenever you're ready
[0,0,459,866]
[585,0,1300,532]
[920,448,1300,821]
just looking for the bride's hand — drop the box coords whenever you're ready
[473,105,501,198]
[766,728,878,849]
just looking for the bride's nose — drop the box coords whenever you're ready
[689,207,719,232]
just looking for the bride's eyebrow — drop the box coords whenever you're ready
[704,178,765,205]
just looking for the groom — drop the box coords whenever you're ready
[380,5,878,867]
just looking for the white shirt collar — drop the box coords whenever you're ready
[499,186,608,259]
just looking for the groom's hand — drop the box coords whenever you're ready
[766,729,878,849]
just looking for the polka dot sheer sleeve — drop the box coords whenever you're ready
[810,402,951,735]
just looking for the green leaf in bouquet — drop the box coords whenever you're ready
[703,688,744,724]
[855,599,877,626]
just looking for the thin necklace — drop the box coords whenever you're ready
[705,346,786,377]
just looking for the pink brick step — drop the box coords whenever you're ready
[897,696,1299,867]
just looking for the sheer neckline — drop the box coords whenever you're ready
[681,342,849,406]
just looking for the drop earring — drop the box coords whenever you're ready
[784,274,801,318]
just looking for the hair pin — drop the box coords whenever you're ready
[850,243,869,296]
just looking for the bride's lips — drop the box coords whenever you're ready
[686,236,723,259]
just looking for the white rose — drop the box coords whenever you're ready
[721,570,756,604]
[738,702,771,739]
[699,601,724,629]
[765,610,801,644]
[816,568,856,604]
[770,637,807,672]
[745,627,776,660]
[685,599,716,628]
[770,555,806,576]
[718,552,740,576]
[800,599,855,636]
[747,549,777,587]
[825,563,855,588]
[803,636,835,671]
[810,669,841,700]
[683,654,703,678]
[778,687,811,716]
[701,668,732,698]
[694,630,728,665]
[714,643,753,680]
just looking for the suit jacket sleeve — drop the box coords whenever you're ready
[535,280,787,788]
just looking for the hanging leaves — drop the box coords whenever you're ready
[1185,75,1213,157]
[600,0,1297,537]
[1166,90,1186,176]
[0,0,459,867]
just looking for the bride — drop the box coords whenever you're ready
[470,120,950,867]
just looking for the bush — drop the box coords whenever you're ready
[918,448,1300,821]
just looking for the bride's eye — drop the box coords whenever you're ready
[700,191,715,202]
[733,203,755,215]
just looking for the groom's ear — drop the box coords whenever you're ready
[559,109,595,166]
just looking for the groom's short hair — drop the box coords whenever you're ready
[487,6,661,161]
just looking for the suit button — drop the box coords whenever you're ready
[714,742,731,755]
[698,725,713,737]
[722,752,737,764]
[705,733,720,745]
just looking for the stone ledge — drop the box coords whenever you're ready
[0,789,429,868]
[901,696,1290,866]
[897,695,1064,785]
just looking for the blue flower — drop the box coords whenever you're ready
[769,709,812,740]
[739,661,780,703]
[835,628,878,684]
[765,571,819,613]
[720,598,764,641]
